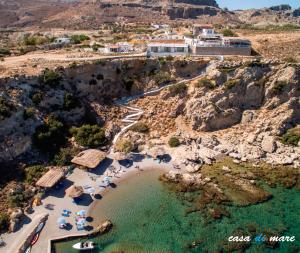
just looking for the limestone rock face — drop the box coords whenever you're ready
[184,62,299,133]
[261,135,277,153]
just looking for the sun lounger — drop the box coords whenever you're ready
[62,209,71,217]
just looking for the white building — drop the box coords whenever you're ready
[147,39,189,57]
[54,37,71,45]
[104,42,133,54]
[147,25,252,57]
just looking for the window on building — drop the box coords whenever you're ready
[175,47,185,52]
[151,47,159,52]
[164,47,171,52]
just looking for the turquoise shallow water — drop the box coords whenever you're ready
[53,169,300,253]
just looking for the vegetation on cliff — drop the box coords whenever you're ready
[70,124,107,148]
[33,115,66,152]
[281,126,300,146]
[115,139,134,154]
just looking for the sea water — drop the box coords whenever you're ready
[53,169,300,253]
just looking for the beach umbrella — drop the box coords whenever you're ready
[76,210,86,217]
[103,176,111,182]
[77,218,86,226]
[65,185,84,198]
[87,187,95,195]
[57,217,66,225]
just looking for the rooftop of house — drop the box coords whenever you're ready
[223,37,251,42]
[148,39,186,45]
[193,24,214,29]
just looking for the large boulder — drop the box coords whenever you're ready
[261,135,277,153]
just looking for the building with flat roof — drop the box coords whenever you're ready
[147,39,189,57]
[147,25,252,57]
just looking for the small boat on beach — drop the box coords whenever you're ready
[24,247,31,253]
[31,233,39,246]
[35,222,45,233]
[72,241,95,250]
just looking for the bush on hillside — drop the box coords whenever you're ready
[221,28,237,37]
[130,122,149,133]
[168,83,187,95]
[63,92,79,110]
[70,34,90,44]
[271,81,288,95]
[122,78,134,91]
[154,72,173,86]
[33,115,65,152]
[70,124,107,148]
[115,139,134,154]
[281,126,300,146]
[195,78,216,89]
[0,213,9,232]
[168,136,180,147]
[0,48,11,56]
[0,97,13,119]
[224,79,240,89]
[283,57,297,64]
[23,107,35,120]
[24,165,48,184]
[53,147,79,166]
[40,69,62,87]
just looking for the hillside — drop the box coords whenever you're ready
[1,1,300,29]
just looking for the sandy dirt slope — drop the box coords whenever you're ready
[237,30,300,60]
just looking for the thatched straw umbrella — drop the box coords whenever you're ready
[65,185,84,198]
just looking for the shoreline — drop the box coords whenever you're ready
[87,163,169,219]
[0,157,174,253]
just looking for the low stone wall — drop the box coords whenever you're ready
[193,46,251,56]
[49,220,112,253]
[18,214,49,253]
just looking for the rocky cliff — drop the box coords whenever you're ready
[127,59,300,168]
[0,58,206,165]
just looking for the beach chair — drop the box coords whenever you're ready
[76,224,84,231]
[62,209,71,217]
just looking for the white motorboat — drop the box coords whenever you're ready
[72,241,95,250]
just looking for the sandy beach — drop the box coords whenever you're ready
[0,156,174,253]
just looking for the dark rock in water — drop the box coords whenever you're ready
[89,220,113,236]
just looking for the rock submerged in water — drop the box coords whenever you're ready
[89,220,113,236]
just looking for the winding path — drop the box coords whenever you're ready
[110,58,220,152]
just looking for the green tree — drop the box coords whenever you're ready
[40,69,62,87]
[0,97,13,119]
[70,34,90,44]
[31,92,43,105]
[63,92,79,110]
[24,165,48,184]
[0,213,9,232]
[23,107,35,120]
[53,147,79,166]
[70,124,107,148]
[33,116,65,152]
